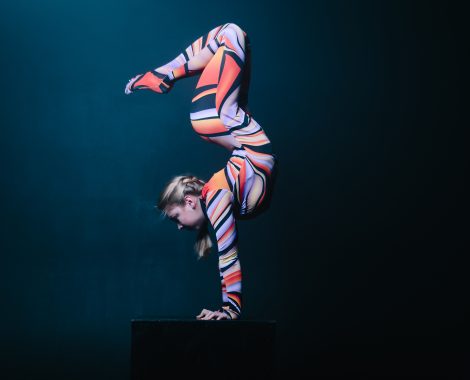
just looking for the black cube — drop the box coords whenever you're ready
[130,319,276,379]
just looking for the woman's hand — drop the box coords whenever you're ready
[196,308,230,320]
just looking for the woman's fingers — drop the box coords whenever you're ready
[216,311,229,320]
[201,311,215,320]
[196,309,230,320]
[196,308,211,319]
[196,309,207,319]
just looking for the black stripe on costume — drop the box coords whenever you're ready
[225,292,242,308]
[190,94,217,113]
[206,189,222,209]
[213,26,221,40]
[199,199,219,252]
[218,239,238,255]
[191,116,221,122]
[213,207,233,233]
[236,33,246,56]
[222,300,240,313]
[224,167,235,193]
[233,181,241,208]
[244,143,273,155]
[222,255,240,272]
[199,198,207,217]
[217,52,244,116]
[229,153,246,160]
[245,155,270,179]
[228,114,250,131]
[228,159,242,171]
[197,130,232,137]
[192,84,218,96]
[217,51,226,84]
[221,309,233,319]
[225,48,245,67]
[233,129,263,137]
[213,24,226,42]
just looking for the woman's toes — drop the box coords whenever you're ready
[124,74,143,94]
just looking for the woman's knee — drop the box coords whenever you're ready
[225,22,244,33]
[220,23,247,43]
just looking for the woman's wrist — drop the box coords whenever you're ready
[219,306,240,320]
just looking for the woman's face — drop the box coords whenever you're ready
[165,195,205,231]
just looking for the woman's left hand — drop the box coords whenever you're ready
[196,308,229,320]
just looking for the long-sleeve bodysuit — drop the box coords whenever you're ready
[134,23,278,319]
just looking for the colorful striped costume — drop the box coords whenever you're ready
[128,23,278,319]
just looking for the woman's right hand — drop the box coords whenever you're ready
[196,308,229,320]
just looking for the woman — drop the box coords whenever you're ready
[125,23,278,320]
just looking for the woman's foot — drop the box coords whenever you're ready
[124,70,173,94]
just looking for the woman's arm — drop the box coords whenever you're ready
[204,188,242,319]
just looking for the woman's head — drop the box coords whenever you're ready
[157,175,206,230]
[163,193,205,231]
[156,175,212,258]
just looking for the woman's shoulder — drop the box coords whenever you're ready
[202,169,232,200]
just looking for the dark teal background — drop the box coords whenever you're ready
[0,0,465,378]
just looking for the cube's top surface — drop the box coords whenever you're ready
[130,318,276,324]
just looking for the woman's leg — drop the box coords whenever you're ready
[125,24,229,94]
[190,23,272,151]
[227,148,277,216]
[189,24,276,215]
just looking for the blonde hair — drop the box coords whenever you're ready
[156,175,212,259]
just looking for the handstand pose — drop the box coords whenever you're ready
[125,23,278,320]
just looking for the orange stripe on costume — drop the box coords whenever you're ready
[215,55,241,111]
[248,159,271,176]
[191,118,227,135]
[228,294,241,305]
[210,196,230,224]
[196,49,223,87]
[202,170,231,202]
[244,146,273,158]
[220,223,235,245]
[192,88,217,102]
[225,271,242,285]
